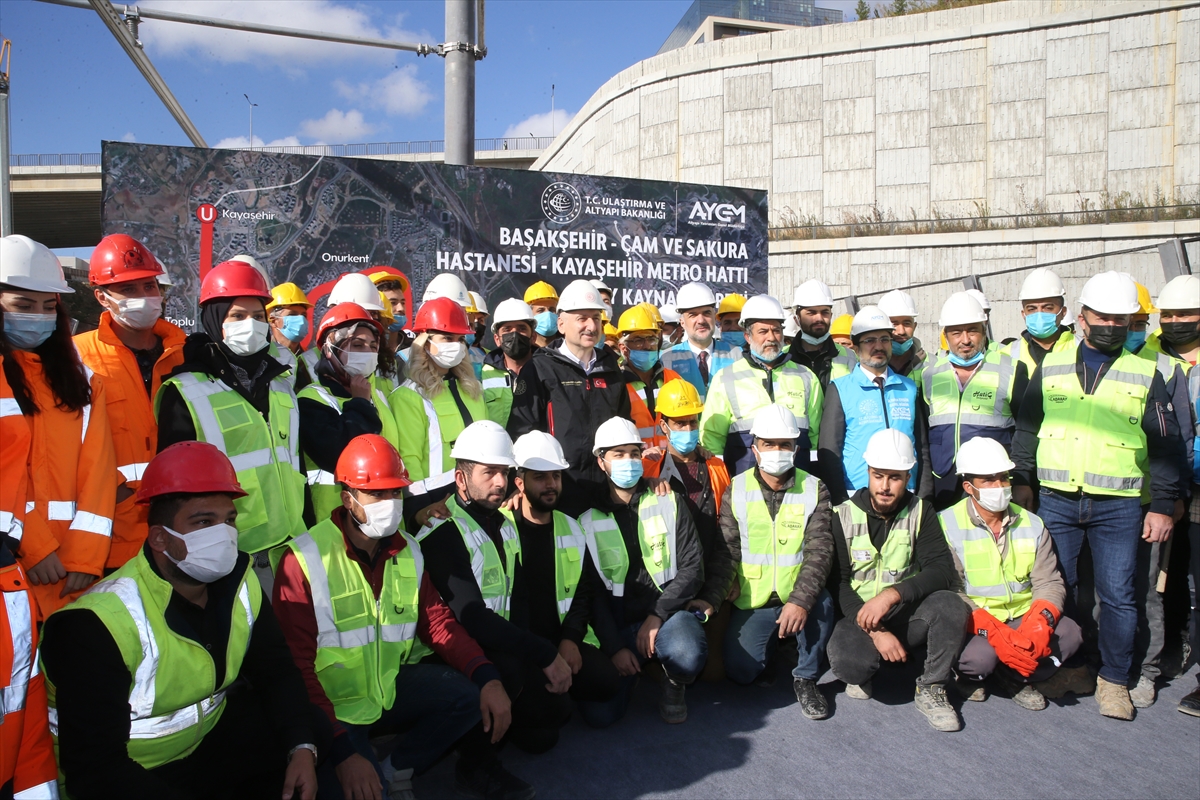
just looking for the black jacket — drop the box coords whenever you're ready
[297,374,382,475]
[788,336,845,388]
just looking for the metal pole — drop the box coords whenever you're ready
[244,94,257,149]
[0,40,11,237]
[444,0,475,166]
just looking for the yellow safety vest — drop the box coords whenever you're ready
[939,499,1041,621]
[579,491,678,596]
[729,470,819,610]
[417,495,521,618]
[836,496,923,602]
[390,380,489,497]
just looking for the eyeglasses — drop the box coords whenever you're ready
[858,335,892,347]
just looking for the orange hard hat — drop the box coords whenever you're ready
[200,260,272,305]
[89,234,164,286]
[316,302,383,347]
[412,296,473,335]
[336,434,412,490]
[137,441,247,504]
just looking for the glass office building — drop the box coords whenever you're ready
[658,0,844,54]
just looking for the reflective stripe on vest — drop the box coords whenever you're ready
[730,470,817,609]
[22,500,112,538]
[721,360,813,434]
[170,372,300,473]
[118,461,150,482]
[580,491,678,594]
[1190,366,1200,439]
[299,385,342,488]
[921,352,1016,430]
[418,497,520,618]
[0,397,19,417]
[553,513,587,619]
[1,589,33,717]
[836,497,921,603]
[939,501,1041,620]
[831,347,857,381]
[400,380,453,496]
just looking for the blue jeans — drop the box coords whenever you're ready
[724,590,834,684]
[1037,489,1142,684]
[577,611,708,728]
[317,663,481,800]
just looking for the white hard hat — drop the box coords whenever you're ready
[1156,274,1199,311]
[449,420,516,467]
[956,436,1015,476]
[659,303,680,324]
[783,316,800,338]
[1078,271,1140,315]
[877,289,918,319]
[329,273,384,311]
[1018,267,1066,301]
[965,288,991,311]
[589,279,611,293]
[862,429,917,471]
[491,298,536,330]
[467,291,488,315]
[423,273,472,308]
[739,294,787,327]
[792,279,834,309]
[0,235,74,293]
[938,292,988,328]
[675,281,717,311]
[850,305,892,337]
[229,253,269,282]
[557,279,607,312]
[593,417,643,455]
[513,431,571,471]
[749,404,801,439]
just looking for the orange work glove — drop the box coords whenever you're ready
[972,607,1039,677]
[1016,600,1060,661]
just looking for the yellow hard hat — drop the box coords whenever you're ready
[831,314,853,337]
[637,302,664,326]
[265,282,312,311]
[618,305,660,334]
[1135,282,1158,314]
[377,292,395,324]
[657,378,705,418]
[524,281,559,305]
[718,294,746,317]
[368,270,409,291]
[603,322,619,339]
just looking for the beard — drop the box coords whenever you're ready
[527,491,559,513]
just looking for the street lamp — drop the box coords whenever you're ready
[244,93,258,149]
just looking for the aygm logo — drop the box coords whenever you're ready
[689,201,746,225]
[541,182,582,224]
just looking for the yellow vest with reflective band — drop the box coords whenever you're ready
[390,381,489,497]
[939,499,1041,621]
[417,495,520,619]
[579,490,678,596]
[836,496,922,602]
[46,552,259,770]
[1035,345,1155,496]
[545,511,588,622]
[480,363,514,427]
[288,518,426,726]
[830,344,857,382]
[921,350,1017,450]
[297,382,400,523]
[1003,330,1075,376]
[729,470,819,610]
[158,372,306,553]
[702,358,821,450]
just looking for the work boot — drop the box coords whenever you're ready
[1034,665,1095,699]
[913,684,962,732]
[1129,674,1157,709]
[1178,684,1200,717]
[793,678,830,720]
[1095,676,1135,720]
[949,672,988,702]
[659,676,688,724]
[843,680,872,700]
[387,767,416,800]
[996,672,1046,711]
[455,758,536,800]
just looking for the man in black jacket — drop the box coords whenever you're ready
[826,430,969,732]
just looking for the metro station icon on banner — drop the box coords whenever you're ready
[196,203,217,279]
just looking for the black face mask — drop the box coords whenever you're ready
[1159,320,1200,349]
[500,331,532,360]
[474,321,487,342]
[1085,323,1129,354]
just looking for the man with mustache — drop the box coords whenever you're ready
[660,282,743,402]
[787,279,857,389]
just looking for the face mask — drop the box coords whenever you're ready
[800,331,830,346]
[279,314,308,343]
[1124,330,1146,352]
[352,496,403,539]
[535,311,558,337]
[668,428,699,455]
[755,447,794,477]
[750,345,784,365]
[627,349,659,371]
[1085,323,1128,354]
[972,486,1011,513]
[603,302,614,319]
[164,523,239,583]
[500,331,532,360]
[722,330,746,348]
[341,350,378,377]
[465,333,477,346]
[608,458,643,489]
[3,312,57,350]
[1159,320,1200,349]
[891,337,914,355]
[948,349,985,368]
[108,294,163,331]
[1024,312,1059,339]
[428,340,466,368]
[662,334,675,349]
[389,316,408,331]
[398,347,411,363]
[222,318,270,356]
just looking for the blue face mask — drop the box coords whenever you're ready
[465,333,477,346]
[722,330,745,348]
[800,331,829,346]
[608,458,643,489]
[535,311,558,337]
[1024,312,1059,339]
[3,312,57,350]
[891,337,914,355]
[279,314,308,343]
[389,316,407,331]
[627,349,659,371]
[948,349,985,368]
[1124,330,1146,352]
[668,428,699,455]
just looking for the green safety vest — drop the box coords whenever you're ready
[939,499,1041,621]
[288,518,428,725]
[46,552,260,770]
[390,380,489,497]
[417,495,521,618]
[829,344,857,382]
[579,490,678,596]
[702,358,821,451]
[1036,344,1155,497]
[729,470,819,610]
[921,350,1017,449]
[1003,331,1074,376]
[836,495,923,602]
[480,363,514,427]
[158,371,306,553]
[542,511,588,621]
[297,381,401,523]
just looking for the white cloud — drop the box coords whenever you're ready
[213,134,304,149]
[298,109,376,143]
[121,132,138,142]
[502,109,574,140]
[334,65,433,117]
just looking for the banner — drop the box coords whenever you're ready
[101,142,769,332]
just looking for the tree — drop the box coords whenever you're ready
[892,0,908,14]
[856,0,871,20]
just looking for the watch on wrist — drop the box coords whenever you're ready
[288,743,318,763]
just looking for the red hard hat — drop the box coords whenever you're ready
[200,260,272,305]
[316,302,383,347]
[89,234,164,286]
[136,441,247,504]
[412,296,473,335]
[336,434,412,490]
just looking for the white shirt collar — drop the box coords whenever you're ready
[559,341,596,372]
[687,339,714,358]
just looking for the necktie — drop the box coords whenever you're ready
[698,351,710,386]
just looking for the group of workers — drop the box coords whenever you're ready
[0,228,1198,800]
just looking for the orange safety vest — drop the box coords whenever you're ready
[644,452,731,516]
[10,351,118,619]
[0,360,31,548]
[0,563,59,797]
[626,367,682,448]
[75,313,186,568]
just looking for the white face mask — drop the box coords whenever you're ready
[164,523,239,583]
[754,447,794,477]
[973,486,1012,513]
[428,340,466,368]
[108,294,163,331]
[353,496,403,539]
[342,350,378,378]
[222,318,270,356]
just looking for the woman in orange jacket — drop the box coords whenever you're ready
[1,234,118,618]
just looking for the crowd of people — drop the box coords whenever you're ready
[0,229,1197,800]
